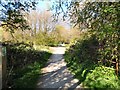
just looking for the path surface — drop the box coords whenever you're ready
[36,47,81,89]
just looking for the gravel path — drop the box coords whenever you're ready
[36,47,81,89]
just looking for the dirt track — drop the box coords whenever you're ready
[36,47,81,89]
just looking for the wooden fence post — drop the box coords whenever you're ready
[0,45,2,90]
[0,45,7,89]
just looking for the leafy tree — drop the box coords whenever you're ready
[0,0,37,34]
[52,1,120,74]
[71,2,120,74]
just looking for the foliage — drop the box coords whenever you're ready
[64,31,120,89]
[83,66,119,89]
[13,62,42,88]
[13,51,51,88]
[69,2,120,74]
[53,1,120,70]
[1,10,29,33]
[2,41,51,88]
[53,1,120,75]
[34,25,80,47]
[0,0,37,33]
[34,31,58,46]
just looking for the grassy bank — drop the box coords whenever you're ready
[13,52,51,88]
[4,42,52,88]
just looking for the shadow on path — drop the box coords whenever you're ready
[36,47,81,89]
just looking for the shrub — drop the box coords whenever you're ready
[2,41,52,88]
[83,66,120,89]
[64,31,120,89]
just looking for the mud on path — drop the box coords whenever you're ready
[36,47,81,89]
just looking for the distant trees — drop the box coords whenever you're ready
[25,10,57,45]
[0,0,81,46]
[53,25,80,44]
[25,10,55,36]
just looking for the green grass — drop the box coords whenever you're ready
[12,50,52,88]
[13,61,42,88]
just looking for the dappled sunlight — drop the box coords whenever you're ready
[1,0,119,89]
[41,58,66,73]
[36,47,81,89]
[37,58,80,89]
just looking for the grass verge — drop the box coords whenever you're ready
[12,50,52,88]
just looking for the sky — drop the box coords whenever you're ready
[36,0,52,11]
[36,0,70,13]
[0,0,72,29]
[36,0,72,29]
